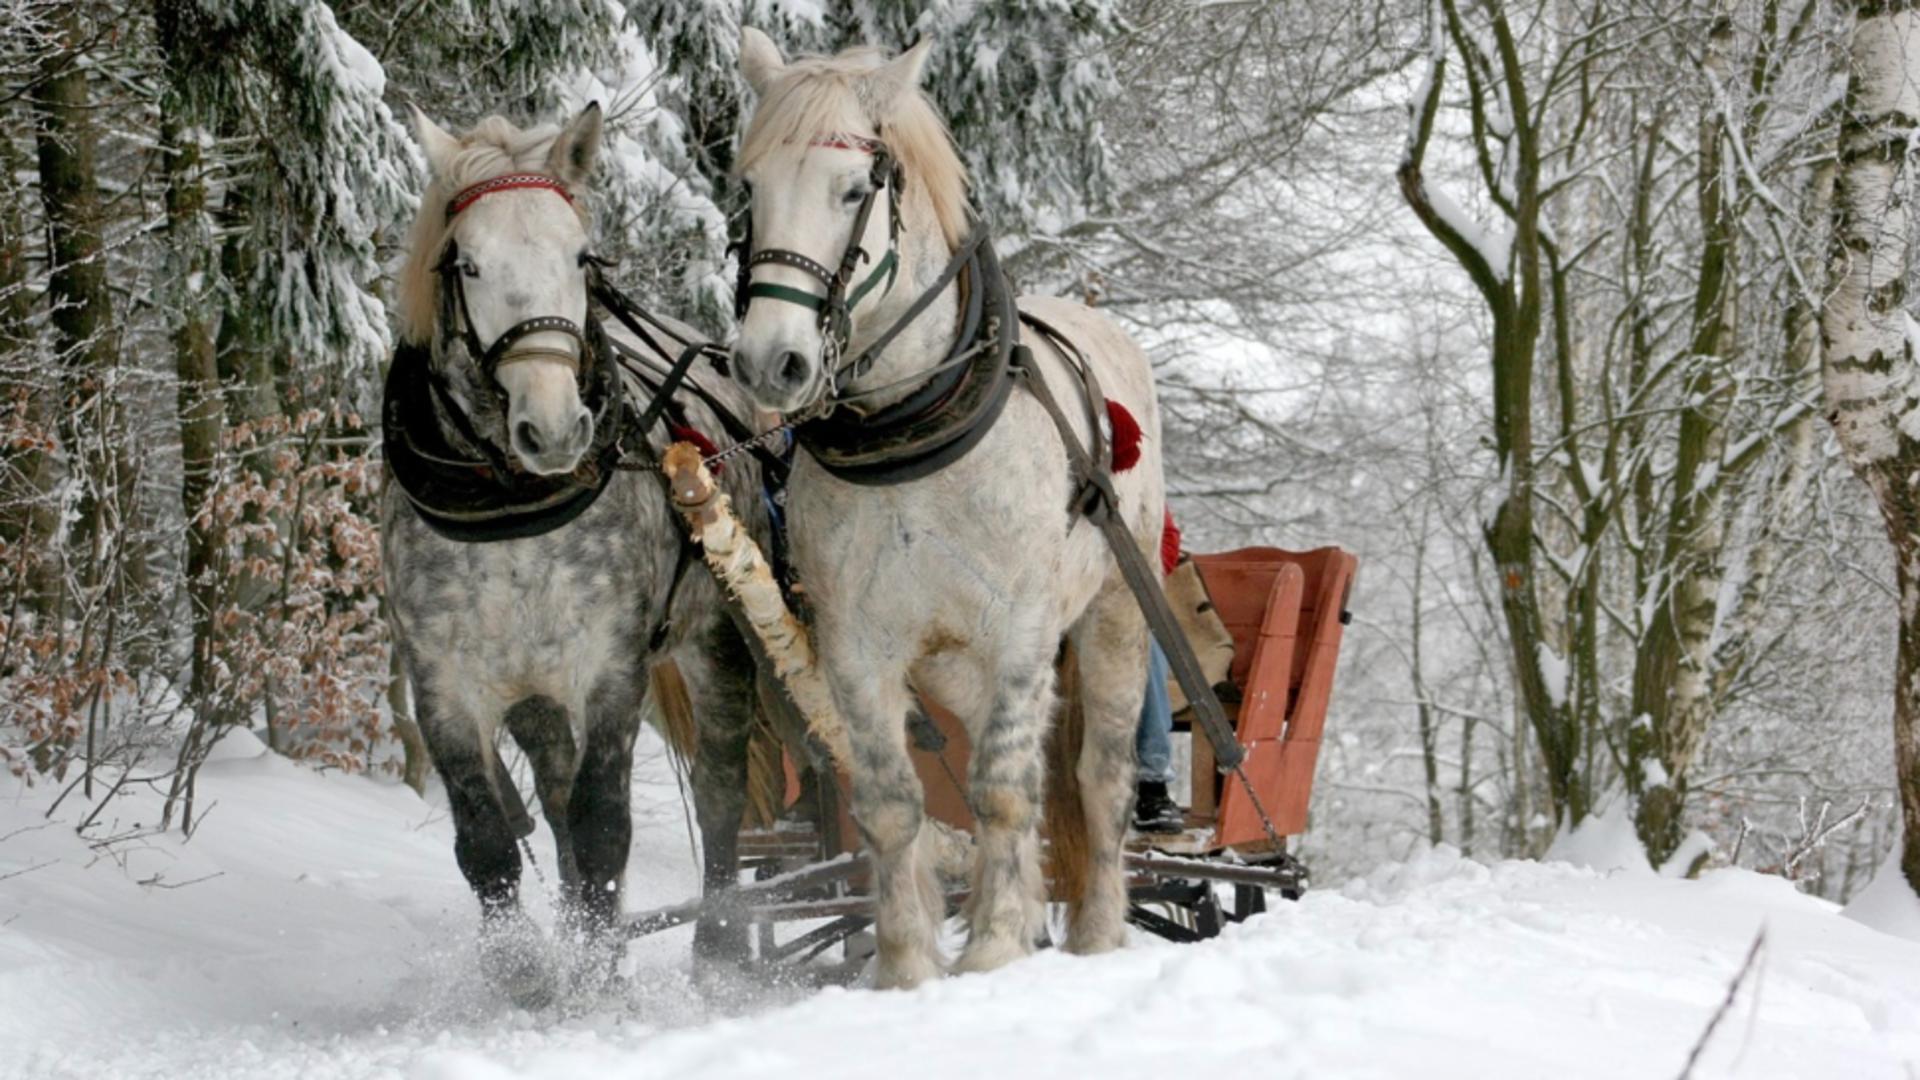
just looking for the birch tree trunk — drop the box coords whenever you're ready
[1629,83,1736,861]
[1823,0,1920,900]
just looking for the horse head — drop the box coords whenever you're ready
[403,105,606,476]
[729,30,969,415]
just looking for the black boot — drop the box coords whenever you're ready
[1133,780,1184,834]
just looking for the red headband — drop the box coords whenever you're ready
[445,173,573,218]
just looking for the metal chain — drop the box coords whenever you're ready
[695,404,818,470]
[1229,762,1286,852]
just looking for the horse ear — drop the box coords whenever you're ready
[409,105,461,177]
[863,37,933,117]
[545,102,603,188]
[741,26,786,95]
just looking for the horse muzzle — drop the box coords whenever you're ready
[731,337,823,415]
[497,349,594,475]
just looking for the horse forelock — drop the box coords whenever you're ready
[739,47,972,252]
[397,115,592,346]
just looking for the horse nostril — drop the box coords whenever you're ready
[513,419,543,456]
[777,350,808,388]
[569,413,592,453]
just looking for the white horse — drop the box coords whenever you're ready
[729,30,1167,988]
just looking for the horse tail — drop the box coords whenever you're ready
[742,721,787,828]
[648,662,700,765]
[1044,645,1091,905]
[651,662,790,829]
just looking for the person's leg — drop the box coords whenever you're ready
[1133,639,1182,832]
[1135,639,1173,783]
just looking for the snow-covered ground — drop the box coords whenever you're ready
[4,730,1918,1080]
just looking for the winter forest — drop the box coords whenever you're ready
[5,0,1920,1075]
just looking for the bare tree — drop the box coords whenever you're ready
[1821,0,1920,902]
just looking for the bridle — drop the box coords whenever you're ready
[425,172,625,477]
[434,173,598,391]
[732,133,903,387]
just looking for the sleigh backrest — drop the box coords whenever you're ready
[1187,546,1357,846]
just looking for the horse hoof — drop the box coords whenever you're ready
[693,916,752,966]
[482,941,559,1009]
[479,911,558,1009]
[1064,930,1126,957]
[870,953,942,990]
[952,935,1031,975]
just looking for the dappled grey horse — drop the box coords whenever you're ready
[381,104,767,1003]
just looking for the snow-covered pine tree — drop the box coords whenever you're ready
[347,0,622,122]
[629,3,842,328]
[162,0,415,396]
[834,0,1120,250]
[640,1,1119,319]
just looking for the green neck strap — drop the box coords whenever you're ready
[745,247,898,317]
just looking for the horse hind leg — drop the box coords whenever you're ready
[502,695,580,892]
[671,621,757,964]
[1062,586,1152,955]
[954,657,1053,974]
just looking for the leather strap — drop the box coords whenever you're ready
[794,234,1014,485]
[1010,337,1244,773]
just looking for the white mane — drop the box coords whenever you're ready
[738,46,972,250]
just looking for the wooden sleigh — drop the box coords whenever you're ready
[626,543,1358,962]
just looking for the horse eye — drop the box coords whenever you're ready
[843,186,870,206]
[458,256,479,279]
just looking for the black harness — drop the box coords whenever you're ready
[381,328,625,544]
[793,230,1018,485]
[382,240,629,544]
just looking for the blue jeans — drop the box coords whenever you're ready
[1136,638,1174,784]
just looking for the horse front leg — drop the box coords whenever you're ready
[829,660,944,989]
[1065,585,1152,954]
[954,655,1054,974]
[566,670,641,944]
[412,676,553,1005]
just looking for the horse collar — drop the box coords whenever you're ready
[382,321,627,544]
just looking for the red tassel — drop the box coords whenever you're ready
[1107,400,1143,473]
[668,423,724,473]
[1160,508,1181,576]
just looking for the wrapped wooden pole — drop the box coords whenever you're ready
[662,443,853,769]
